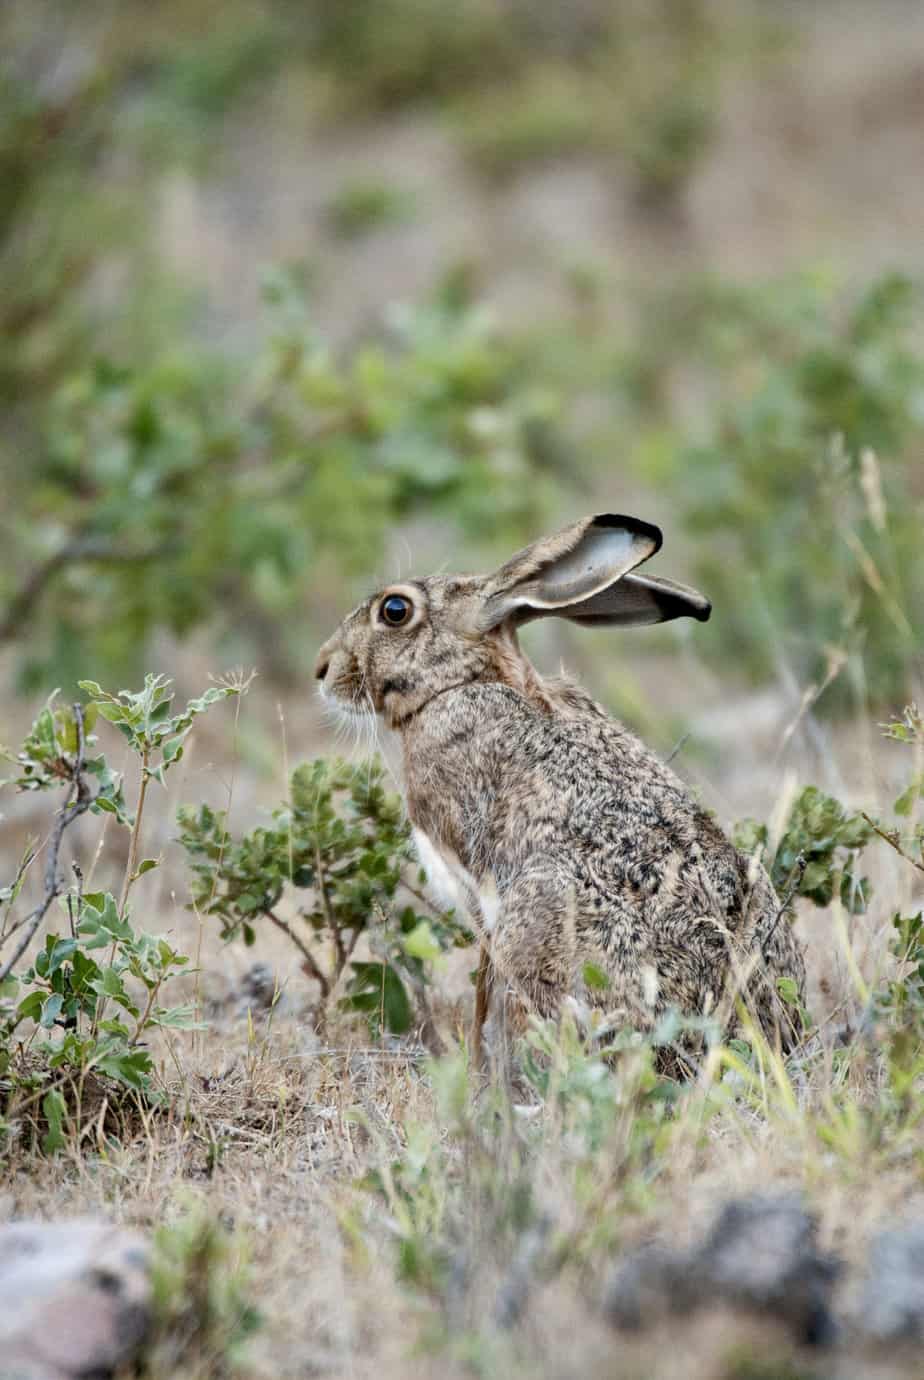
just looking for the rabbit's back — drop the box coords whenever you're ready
[404,681,804,1043]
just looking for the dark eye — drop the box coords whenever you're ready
[380,594,412,627]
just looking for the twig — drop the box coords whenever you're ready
[861,811,924,876]
[0,846,38,948]
[760,852,807,960]
[0,705,90,983]
[665,732,691,766]
[314,840,343,972]
[0,537,174,644]
[401,880,435,911]
[118,747,150,918]
[265,908,330,999]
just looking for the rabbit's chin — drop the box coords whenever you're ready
[317,681,368,718]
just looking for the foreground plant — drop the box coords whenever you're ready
[0,674,247,1150]
[178,756,472,1040]
[147,1196,261,1378]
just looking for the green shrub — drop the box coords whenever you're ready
[734,785,873,914]
[3,280,562,690]
[325,176,416,239]
[178,756,473,1038]
[632,273,924,705]
[0,675,244,1150]
[148,1196,261,1376]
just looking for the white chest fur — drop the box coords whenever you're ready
[412,828,500,934]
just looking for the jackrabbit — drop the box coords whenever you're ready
[315,514,806,1068]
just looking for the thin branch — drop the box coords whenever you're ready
[313,840,344,973]
[760,852,807,960]
[0,537,175,644]
[861,812,924,877]
[118,747,150,918]
[265,908,330,999]
[400,880,435,911]
[0,705,90,983]
[0,846,38,948]
[665,732,691,766]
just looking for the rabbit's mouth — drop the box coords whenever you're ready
[317,662,378,720]
[318,678,365,714]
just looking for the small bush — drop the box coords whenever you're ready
[0,675,245,1150]
[147,1197,261,1376]
[179,756,473,1039]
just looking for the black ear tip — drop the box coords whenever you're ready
[695,600,712,623]
[593,513,663,553]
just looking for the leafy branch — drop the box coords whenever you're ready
[0,703,92,982]
[1,674,249,1149]
[178,757,473,1038]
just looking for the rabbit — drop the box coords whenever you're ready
[314,513,806,1071]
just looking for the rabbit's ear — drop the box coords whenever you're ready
[552,572,711,626]
[479,514,662,628]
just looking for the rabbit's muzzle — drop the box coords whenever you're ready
[314,633,370,715]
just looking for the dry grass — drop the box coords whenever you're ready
[1,671,922,1380]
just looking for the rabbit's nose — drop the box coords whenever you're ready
[314,654,330,681]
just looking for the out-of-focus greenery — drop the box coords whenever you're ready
[734,784,873,914]
[2,0,923,714]
[626,273,924,705]
[0,678,241,1149]
[5,271,562,688]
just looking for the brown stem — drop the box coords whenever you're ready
[861,812,924,876]
[119,748,150,919]
[0,537,175,645]
[760,853,807,959]
[473,940,494,1067]
[130,974,163,1048]
[314,840,343,972]
[0,705,90,983]
[265,909,330,999]
[93,745,151,1040]
[401,880,435,911]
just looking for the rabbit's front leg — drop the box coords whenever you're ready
[489,866,578,1022]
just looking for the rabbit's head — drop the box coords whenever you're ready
[315,514,710,727]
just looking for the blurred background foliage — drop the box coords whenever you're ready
[2,0,922,718]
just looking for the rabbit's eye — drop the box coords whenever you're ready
[380,594,412,627]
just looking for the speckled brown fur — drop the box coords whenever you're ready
[315,515,806,1068]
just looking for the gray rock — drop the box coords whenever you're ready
[695,1193,841,1345]
[0,1218,150,1380]
[858,1224,924,1344]
[603,1194,840,1347]
[238,961,278,1010]
[602,1242,690,1331]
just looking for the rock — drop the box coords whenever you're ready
[238,961,278,1011]
[0,1218,150,1380]
[693,1194,841,1345]
[602,1242,689,1331]
[603,1194,841,1347]
[857,1224,924,1344]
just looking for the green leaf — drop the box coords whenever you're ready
[39,993,64,1027]
[95,1047,153,1091]
[42,1089,67,1154]
[343,961,413,1034]
[894,774,924,818]
[136,857,159,876]
[17,991,45,1023]
[44,937,78,975]
[150,1003,205,1030]
[582,962,610,991]
[402,919,441,961]
[161,735,185,766]
[776,976,800,1006]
